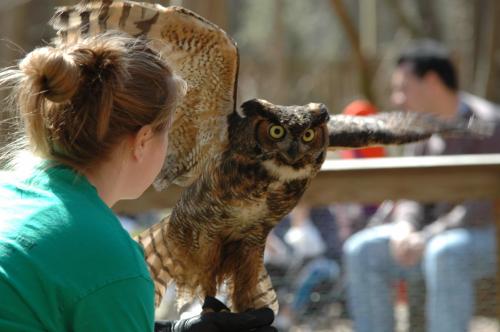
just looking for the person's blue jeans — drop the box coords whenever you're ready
[343,224,496,332]
[291,257,340,314]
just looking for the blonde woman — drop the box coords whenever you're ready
[0,33,275,332]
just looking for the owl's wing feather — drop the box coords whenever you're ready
[136,215,202,309]
[51,0,239,189]
[136,218,175,305]
[327,111,493,148]
[251,266,279,314]
[222,262,278,315]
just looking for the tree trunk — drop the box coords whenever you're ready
[329,0,375,104]
[383,0,424,38]
[484,1,500,103]
[414,0,441,38]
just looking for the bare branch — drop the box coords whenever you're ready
[329,0,375,103]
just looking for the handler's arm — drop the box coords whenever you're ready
[72,276,154,332]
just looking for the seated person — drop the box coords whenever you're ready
[343,39,500,332]
[275,204,341,327]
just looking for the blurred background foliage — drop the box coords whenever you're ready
[0,0,499,113]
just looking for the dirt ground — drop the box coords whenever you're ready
[288,304,499,332]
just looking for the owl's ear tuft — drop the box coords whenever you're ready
[311,103,330,125]
[239,98,271,118]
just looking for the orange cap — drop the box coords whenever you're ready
[340,100,385,159]
[342,100,378,116]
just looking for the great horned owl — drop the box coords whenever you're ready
[142,99,330,312]
[51,0,487,313]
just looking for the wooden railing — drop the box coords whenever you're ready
[114,154,500,211]
[114,153,500,319]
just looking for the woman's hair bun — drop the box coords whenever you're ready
[2,32,183,169]
[19,46,79,103]
[72,40,127,94]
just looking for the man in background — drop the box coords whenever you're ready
[343,39,500,332]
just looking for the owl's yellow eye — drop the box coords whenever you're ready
[302,129,315,142]
[269,125,285,139]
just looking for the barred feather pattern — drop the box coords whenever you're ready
[51,0,239,190]
[328,111,493,148]
[136,209,279,312]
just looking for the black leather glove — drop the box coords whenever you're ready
[154,296,277,332]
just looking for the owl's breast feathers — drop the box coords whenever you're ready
[170,151,320,241]
[156,149,322,311]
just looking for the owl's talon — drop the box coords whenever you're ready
[202,296,231,313]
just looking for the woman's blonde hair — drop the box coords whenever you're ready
[1,32,186,170]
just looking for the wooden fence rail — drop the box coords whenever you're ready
[114,154,500,212]
[114,153,500,321]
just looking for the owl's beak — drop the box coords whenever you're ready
[281,142,301,164]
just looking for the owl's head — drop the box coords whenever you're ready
[230,99,330,171]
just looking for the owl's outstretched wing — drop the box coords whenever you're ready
[327,111,492,148]
[51,0,238,189]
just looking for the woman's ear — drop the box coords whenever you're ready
[131,125,154,162]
